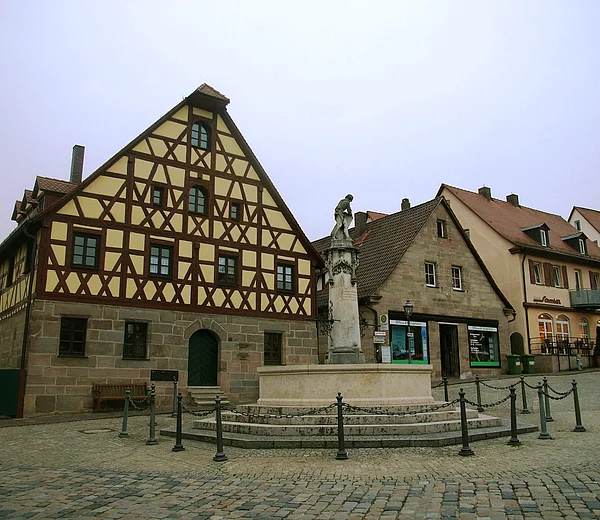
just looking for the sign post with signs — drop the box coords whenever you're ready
[374,331,387,344]
[379,314,389,331]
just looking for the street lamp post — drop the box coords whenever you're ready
[404,299,414,364]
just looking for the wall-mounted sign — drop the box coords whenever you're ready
[379,314,389,331]
[381,346,391,363]
[374,331,386,343]
[533,296,562,305]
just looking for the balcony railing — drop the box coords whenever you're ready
[570,289,600,308]
[529,336,595,357]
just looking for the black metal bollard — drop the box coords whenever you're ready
[458,388,474,456]
[213,395,228,462]
[571,380,586,432]
[537,382,552,440]
[507,386,521,446]
[520,376,530,414]
[146,384,158,445]
[171,380,178,417]
[335,393,348,460]
[443,377,449,402]
[542,376,553,422]
[172,393,185,452]
[119,388,130,438]
[475,375,484,413]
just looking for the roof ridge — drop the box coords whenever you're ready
[197,83,230,101]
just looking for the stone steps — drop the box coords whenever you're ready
[160,419,538,449]
[187,386,230,408]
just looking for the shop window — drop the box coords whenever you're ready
[556,315,570,346]
[149,244,173,277]
[389,319,428,364]
[425,262,436,287]
[264,332,283,365]
[123,322,148,360]
[277,264,294,293]
[468,325,500,367]
[538,313,553,353]
[191,122,210,150]
[579,318,589,343]
[59,317,87,357]
[218,255,238,286]
[72,233,100,269]
[451,266,462,290]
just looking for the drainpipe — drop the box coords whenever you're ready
[363,299,379,362]
[521,252,531,354]
[20,221,37,370]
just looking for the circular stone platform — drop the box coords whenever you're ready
[256,364,434,407]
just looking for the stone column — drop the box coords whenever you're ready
[325,239,365,364]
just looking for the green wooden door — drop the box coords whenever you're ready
[188,330,218,386]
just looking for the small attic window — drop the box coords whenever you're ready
[522,224,550,247]
[562,233,588,256]
[579,238,586,255]
[191,122,210,150]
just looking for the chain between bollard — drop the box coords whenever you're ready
[542,377,553,422]
[520,376,530,414]
[475,375,484,413]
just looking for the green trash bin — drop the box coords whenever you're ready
[521,354,535,374]
[506,354,521,375]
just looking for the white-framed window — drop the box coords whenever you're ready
[464,229,470,240]
[556,315,570,344]
[425,262,436,287]
[451,266,462,290]
[579,317,589,341]
[538,313,553,342]
[574,220,581,230]
[533,262,542,285]
[579,238,586,255]
[540,229,548,247]
[574,270,582,290]
[553,266,561,287]
[592,272,600,290]
[436,220,446,238]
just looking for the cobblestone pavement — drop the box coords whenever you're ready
[0,371,599,519]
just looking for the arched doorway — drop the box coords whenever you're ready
[510,332,524,355]
[188,330,218,386]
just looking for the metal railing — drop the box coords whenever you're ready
[529,336,594,356]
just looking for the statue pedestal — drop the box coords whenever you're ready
[325,240,364,364]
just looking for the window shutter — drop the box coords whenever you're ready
[528,259,536,283]
[591,271,598,290]
[561,266,568,289]
[543,263,553,287]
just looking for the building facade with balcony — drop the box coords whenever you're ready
[438,185,600,372]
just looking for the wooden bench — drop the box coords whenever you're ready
[92,382,148,411]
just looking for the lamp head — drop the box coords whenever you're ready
[404,299,413,319]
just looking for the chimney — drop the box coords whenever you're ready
[401,198,411,211]
[70,145,85,184]
[506,193,519,207]
[354,211,367,236]
[478,186,491,200]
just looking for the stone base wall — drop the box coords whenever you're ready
[0,308,26,369]
[24,299,318,416]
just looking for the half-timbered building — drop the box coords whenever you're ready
[0,85,322,416]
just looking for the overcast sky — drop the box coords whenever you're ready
[1,1,598,242]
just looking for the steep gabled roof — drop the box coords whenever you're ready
[438,184,600,261]
[570,206,600,235]
[313,196,513,310]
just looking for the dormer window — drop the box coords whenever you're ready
[191,122,210,150]
[562,232,588,255]
[579,238,586,255]
[522,223,550,247]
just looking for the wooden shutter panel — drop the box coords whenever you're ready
[561,266,568,289]
[591,271,598,290]
[528,259,536,283]
[543,263,553,287]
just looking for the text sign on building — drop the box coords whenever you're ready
[374,331,386,344]
[381,346,391,363]
[150,370,179,382]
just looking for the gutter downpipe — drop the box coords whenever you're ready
[363,298,379,362]
[521,251,531,354]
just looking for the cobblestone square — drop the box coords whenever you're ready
[1,371,599,518]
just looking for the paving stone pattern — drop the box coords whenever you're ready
[0,371,599,519]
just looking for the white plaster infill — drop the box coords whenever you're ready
[256,364,434,407]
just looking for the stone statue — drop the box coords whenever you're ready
[330,194,354,240]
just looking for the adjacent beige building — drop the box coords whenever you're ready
[438,185,600,372]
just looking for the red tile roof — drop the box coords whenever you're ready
[440,184,600,260]
[35,176,78,195]
[574,207,600,235]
